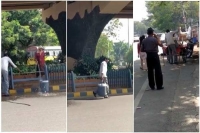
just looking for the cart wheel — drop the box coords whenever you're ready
[182,56,187,63]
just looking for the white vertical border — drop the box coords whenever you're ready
[0,1,2,132]
[198,0,200,132]
[65,0,68,132]
[0,1,67,133]
[132,1,134,132]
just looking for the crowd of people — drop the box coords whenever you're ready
[137,27,198,90]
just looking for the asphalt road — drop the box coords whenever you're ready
[134,56,199,132]
[67,95,133,132]
[1,92,66,132]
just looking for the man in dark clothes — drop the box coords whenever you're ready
[141,27,164,90]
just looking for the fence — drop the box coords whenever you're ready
[67,69,132,92]
[9,63,66,89]
[47,63,66,85]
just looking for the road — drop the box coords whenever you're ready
[134,53,199,132]
[1,92,66,132]
[67,95,133,132]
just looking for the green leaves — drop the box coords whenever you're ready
[146,1,199,31]
[2,10,59,64]
[113,41,129,64]
[74,55,113,76]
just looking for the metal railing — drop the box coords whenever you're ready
[9,64,48,89]
[9,63,66,89]
[47,63,66,85]
[67,69,132,92]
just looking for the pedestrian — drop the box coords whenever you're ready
[186,34,199,58]
[35,46,45,78]
[137,35,147,70]
[165,29,178,64]
[93,57,109,98]
[141,27,164,90]
[1,52,20,96]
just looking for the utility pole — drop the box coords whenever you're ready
[181,1,187,31]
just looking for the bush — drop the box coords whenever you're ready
[73,55,113,76]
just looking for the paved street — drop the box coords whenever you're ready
[134,55,199,132]
[2,92,66,132]
[67,95,133,132]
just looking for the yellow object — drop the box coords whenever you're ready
[27,58,37,65]
[74,92,80,97]
[45,56,54,61]
[52,86,59,91]
[111,90,117,94]
[122,88,128,93]
[24,88,31,93]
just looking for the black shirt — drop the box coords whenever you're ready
[141,36,159,53]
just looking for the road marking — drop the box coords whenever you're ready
[134,78,148,113]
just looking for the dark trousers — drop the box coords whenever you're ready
[146,52,163,89]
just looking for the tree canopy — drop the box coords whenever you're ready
[146,1,199,31]
[1,10,59,64]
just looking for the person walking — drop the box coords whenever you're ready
[165,29,178,64]
[93,57,109,98]
[137,35,147,70]
[141,27,164,90]
[1,52,20,96]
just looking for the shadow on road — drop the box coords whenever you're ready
[134,57,199,132]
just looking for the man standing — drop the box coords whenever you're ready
[1,52,20,96]
[93,57,109,98]
[165,29,178,64]
[141,27,164,90]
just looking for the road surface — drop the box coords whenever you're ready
[67,95,133,132]
[2,92,66,132]
[134,54,199,132]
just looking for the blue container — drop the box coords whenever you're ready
[40,80,49,93]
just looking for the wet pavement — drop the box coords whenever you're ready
[2,92,66,132]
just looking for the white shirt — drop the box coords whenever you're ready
[1,56,17,71]
[165,31,176,45]
[99,61,107,77]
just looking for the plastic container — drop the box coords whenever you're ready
[39,80,49,93]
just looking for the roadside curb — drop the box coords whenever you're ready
[9,85,66,95]
[67,88,133,99]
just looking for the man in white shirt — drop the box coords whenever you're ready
[99,58,109,83]
[93,57,109,98]
[1,53,20,96]
[165,29,178,64]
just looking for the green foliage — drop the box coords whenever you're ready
[1,10,59,64]
[125,45,133,73]
[113,41,129,65]
[73,55,113,76]
[95,18,123,63]
[12,65,36,73]
[146,1,199,31]
[134,21,148,35]
[103,19,123,38]
[95,34,114,61]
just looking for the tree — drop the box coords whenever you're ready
[113,41,129,65]
[1,10,59,64]
[95,34,114,61]
[103,19,123,39]
[146,1,199,31]
[95,18,123,62]
[125,45,133,73]
[134,21,148,35]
